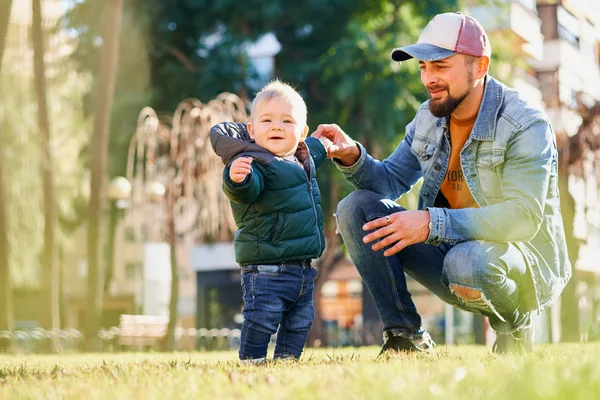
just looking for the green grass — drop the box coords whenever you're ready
[1,344,600,399]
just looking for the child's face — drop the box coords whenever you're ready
[248,97,309,157]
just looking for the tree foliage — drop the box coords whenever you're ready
[0,0,14,336]
[63,0,462,213]
[0,8,90,290]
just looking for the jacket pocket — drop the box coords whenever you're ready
[476,149,504,168]
[269,212,284,242]
[410,135,437,161]
[475,150,504,198]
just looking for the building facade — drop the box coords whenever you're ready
[471,0,600,343]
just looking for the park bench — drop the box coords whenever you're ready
[118,314,172,348]
[117,315,243,350]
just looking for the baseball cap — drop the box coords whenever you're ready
[391,12,491,62]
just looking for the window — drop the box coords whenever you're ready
[557,6,581,49]
[516,0,537,14]
[558,25,580,48]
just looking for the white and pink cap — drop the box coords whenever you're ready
[391,12,491,62]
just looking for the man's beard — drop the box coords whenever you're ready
[427,71,474,118]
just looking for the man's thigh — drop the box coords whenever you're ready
[399,240,530,313]
[442,241,528,290]
[396,241,463,308]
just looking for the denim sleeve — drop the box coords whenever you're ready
[426,118,554,245]
[223,161,265,204]
[305,136,327,170]
[333,120,423,200]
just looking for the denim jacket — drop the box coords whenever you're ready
[335,76,571,311]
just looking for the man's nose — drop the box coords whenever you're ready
[421,68,438,86]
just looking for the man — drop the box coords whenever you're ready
[313,12,571,354]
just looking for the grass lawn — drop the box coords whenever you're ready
[1,344,599,399]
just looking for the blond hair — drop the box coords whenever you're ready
[250,79,307,125]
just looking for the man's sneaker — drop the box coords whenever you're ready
[492,321,535,354]
[378,331,435,356]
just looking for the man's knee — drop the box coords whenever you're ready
[443,242,499,294]
[450,284,482,300]
[336,190,381,227]
[338,190,376,215]
[443,242,510,305]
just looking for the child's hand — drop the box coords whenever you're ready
[318,136,333,152]
[229,157,253,183]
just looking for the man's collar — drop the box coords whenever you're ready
[469,75,501,141]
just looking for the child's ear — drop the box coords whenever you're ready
[247,122,255,139]
[300,125,309,140]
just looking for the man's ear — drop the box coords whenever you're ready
[300,125,309,140]
[247,122,255,139]
[476,56,490,79]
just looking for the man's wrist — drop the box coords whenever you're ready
[425,207,444,246]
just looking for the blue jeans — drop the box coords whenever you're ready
[336,190,532,337]
[239,260,317,360]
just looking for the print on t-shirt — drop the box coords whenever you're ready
[445,169,464,191]
[440,113,479,209]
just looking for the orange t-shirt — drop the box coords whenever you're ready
[440,113,479,209]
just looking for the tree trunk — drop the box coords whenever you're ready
[32,0,61,353]
[0,0,14,347]
[560,99,600,342]
[87,0,123,350]
[307,175,343,347]
[103,202,118,294]
[164,199,179,351]
[0,0,11,63]
[0,151,11,340]
[558,139,579,342]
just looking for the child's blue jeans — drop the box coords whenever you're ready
[239,260,317,360]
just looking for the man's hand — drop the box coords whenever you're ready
[229,157,253,183]
[362,210,431,256]
[311,124,360,166]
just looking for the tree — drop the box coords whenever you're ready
[559,97,600,342]
[0,0,14,344]
[32,0,60,352]
[86,0,123,350]
[0,1,90,347]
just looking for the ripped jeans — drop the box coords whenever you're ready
[336,190,532,337]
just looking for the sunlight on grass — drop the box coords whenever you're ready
[1,344,599,399]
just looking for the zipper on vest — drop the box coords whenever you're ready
[304,172,322,252]
[288,147,323,253]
